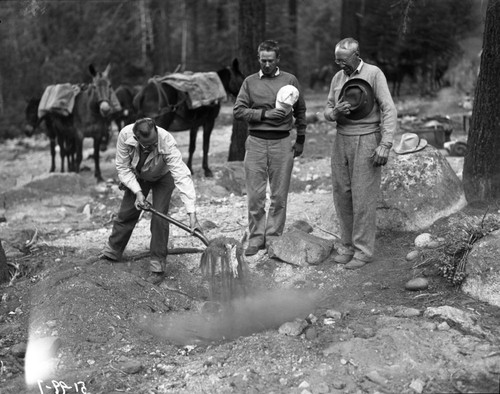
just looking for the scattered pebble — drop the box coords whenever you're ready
[298,380,310,389]
[414,233,432,248]
[304,326,317,340]
[332,380,346,389]
[394,307,421,317]
[406,250,420,261]
[405,278,429,291]
[409,378,425,393]
[365,370,388,386]
[437,321,450,331]
[325,309,342,319]
[426,240,441,249]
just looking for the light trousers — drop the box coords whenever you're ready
[331,132,381,262]
[244,135,294,248]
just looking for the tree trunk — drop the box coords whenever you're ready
[228,0,266,162]
[340,0,364,40]
[0,239,9,284]
[463,0,500,202]
[151,0,169,75]
[288,0,298,76]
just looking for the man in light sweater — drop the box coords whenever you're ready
[234,40,307,256]
[101,117,201,284]
[324,37,397,270]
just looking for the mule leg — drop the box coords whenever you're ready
[93,136,103,182]
[202,119,215,178]
[75,134,83,174]
[49,138,56,173]
[188,126,198,174]
[57,134,66,173]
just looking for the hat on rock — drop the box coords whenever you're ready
[393,133,428,154]
[339,78,375,120]
[276,85,299,114]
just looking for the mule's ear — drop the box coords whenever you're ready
[89,64,97,76]
[103,63,111,77]
[232,58,240,72]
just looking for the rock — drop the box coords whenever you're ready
[278,318,309,336]
[409,378,425,393]
[378,146,467,231]
[116,357,142,374]
[304,326,317,340]
[267,230,334,266]
[289,220,314,233]
[414,233,433,248]
[423,305,488,337]
[437,321,450,331]
[324,309,342,320]
[394,307,421,317]
[298,381,310,389]
[365,370,388,386]
[462,229,500,307]
[314,381,330,393]
[405,278,429,291]
[352,325,376,339]
[201,220,218,230]
[406,250,420,261]
[426,240,442,249]
[332,380,346,390]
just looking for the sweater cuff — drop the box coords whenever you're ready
[261,109,266,120]
[296,135,305,145]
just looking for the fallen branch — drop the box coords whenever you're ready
[316,226,340,239]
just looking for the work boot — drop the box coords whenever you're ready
[146,271,165,285]
[99,245,121,261]
[344,258,368,270]
[147,259,165,285]
[333,253,353,264]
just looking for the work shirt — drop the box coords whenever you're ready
[115,124,196,213]
[324,60,397,147]
[233,68,307,139]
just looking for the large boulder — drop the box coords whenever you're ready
[267,229,334,266]
[378,145,466,231]
[461,229,500,307]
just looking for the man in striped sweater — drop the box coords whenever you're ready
[234,40,307,256]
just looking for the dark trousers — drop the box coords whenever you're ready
[105,172,175,271]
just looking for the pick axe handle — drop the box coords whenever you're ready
[142,204,210,246]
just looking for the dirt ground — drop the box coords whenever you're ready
[1,89,499,394]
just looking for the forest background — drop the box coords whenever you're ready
[0,0,486,139]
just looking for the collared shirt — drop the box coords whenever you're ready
[324,60,397,147]
[258,67,281,79]
[115,124,196,213]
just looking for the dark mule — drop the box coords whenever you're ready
[111,84,141,130]
[133,58,245,177]
[73,64,119,182]
[24,97,76,173]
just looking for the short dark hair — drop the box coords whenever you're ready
[133,117,157,136]
[257,40,280,58]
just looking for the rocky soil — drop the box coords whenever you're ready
[1,90,499,394]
